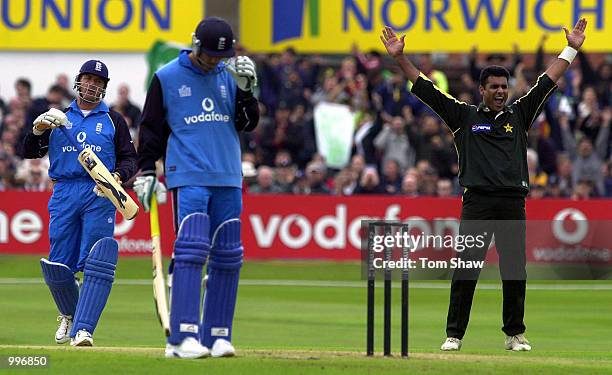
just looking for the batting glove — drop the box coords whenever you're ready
[93,172,122,198]
[33,108,67,135]
[226,56,258,92]
[133,175,167,212]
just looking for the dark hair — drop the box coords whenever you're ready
[16,78,31,92]
[479,65,510,87]
[49,85,64,94]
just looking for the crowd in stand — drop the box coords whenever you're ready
[1,42,611,199]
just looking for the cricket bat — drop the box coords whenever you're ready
[150,194,171,337]
[59,126,139,220]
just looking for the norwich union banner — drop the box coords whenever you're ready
[0,0,204,51]
[240,0,610,53]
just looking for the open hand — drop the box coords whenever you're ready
[564,18,587,50]
[380,26,405,58]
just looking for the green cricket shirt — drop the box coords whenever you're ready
[411,73,557,197]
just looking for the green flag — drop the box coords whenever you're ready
[313,102,356,169]
[145,40,187,88]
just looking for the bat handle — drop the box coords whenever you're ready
[58,126,80,150]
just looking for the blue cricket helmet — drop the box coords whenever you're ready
[192,17,236,58]
[74,60,110,103]
[78,60,110,82]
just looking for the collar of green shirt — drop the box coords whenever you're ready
[477,102,514,114]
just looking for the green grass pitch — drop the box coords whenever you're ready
[0,255,611,374]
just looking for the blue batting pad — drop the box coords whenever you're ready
[201,219,243,348]
[70,237,118,337]
[40,258,79,316]
[169,213,210,345]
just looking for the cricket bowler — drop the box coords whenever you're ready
[381,18,587,351]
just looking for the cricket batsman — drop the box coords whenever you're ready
[135,16,260,358]
[23,60,137,346]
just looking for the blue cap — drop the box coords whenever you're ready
[78,60,109,82]
[194,17,235,57]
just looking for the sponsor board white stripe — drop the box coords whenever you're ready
[0,278,611,290]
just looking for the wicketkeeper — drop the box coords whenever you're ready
[135,16,260,358]
[23,60,137,346]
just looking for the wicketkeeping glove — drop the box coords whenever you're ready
[133,175,167,212]
[226,56,258,92]
[33,108,67,135]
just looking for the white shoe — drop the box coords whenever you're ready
[211,339,236,358]
[440,337,462,351]
[55,315,72,344]
[165,337,209,359]
[505,334,531,351]
[70,329,93,347]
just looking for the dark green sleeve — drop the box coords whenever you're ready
[410,75,470,134]
[512,73,557,130]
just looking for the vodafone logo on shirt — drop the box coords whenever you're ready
[61,131,103,152]
[184,97,230,125]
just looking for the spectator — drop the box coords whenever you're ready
[374,115,415,172]
[400,174,419,196]
[333,167,355,196]
[411,115,450,175]
[604,161,612,197]
[419,53,449,93]
[529,183,547,199]
[111,84,142,129]
[0,151,13,190]
[380,159,402,194]
[577,51,612,108]
[576,86,603,142]
[249,166,284,194]
[303,161,330,194]
[436,179,454,197]
[0,87,6,123]
[545,175,563,198]
[260,101,304,166]
[527,148,548,186]
[54,73,75,102]
[311,70,350,106]
[560,111,610,195]
[572,179,594,200]
[354,166,384,195]
[349,154,365,179]
[374,67,422,118]
[23,165,49,191]
[274,150,297,192]
[14,78,32,108]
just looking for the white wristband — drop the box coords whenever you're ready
[558,46,577,64]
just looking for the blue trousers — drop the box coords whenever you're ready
[169,186,242,345]
[48,179,115,272]
[173,186,242,232]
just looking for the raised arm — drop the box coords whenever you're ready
[545,18,587,83]
[380,26,419,83]
[380,26,468,134]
